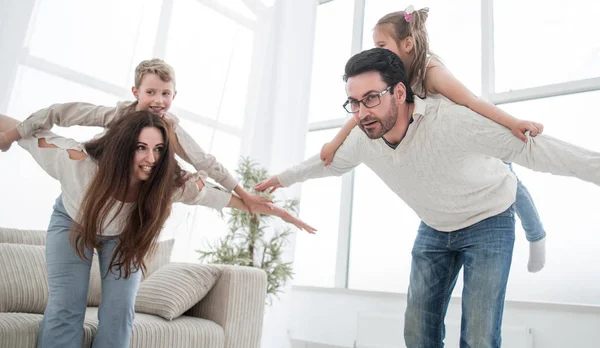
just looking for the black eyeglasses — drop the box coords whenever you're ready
[343,85,393,113]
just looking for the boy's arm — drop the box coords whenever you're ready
[172,125,273,215]
[427,64,544,142]
[172,125,238,190]
[175,173,233,210]
[444,104,600,186]
[14,102,126,140]
[320,117,358,166]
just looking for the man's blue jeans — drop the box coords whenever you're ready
[404,206,516,348]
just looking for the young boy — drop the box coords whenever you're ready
[0,59,270,213]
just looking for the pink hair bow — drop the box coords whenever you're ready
[404,5,415,22]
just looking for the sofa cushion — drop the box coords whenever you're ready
[0,313,42,348]
[0,244,48,314]
[0,227,45,245]
[0,312,96,348]
[0,228,105,309]
[143,239,176,279]
[85,307,225,348]
[0,229,174,309]
[135,263,221,320]
[87,238,175,307]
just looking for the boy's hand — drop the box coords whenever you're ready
[254,176,283,194]
[511,120,544,142]
[320,142,337,166]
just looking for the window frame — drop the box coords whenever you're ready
[14,0,250,139]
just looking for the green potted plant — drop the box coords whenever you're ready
[197,157,299,303]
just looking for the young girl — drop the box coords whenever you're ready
[0,111,314,348]
[319,6,547,273]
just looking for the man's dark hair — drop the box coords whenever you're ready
[343,48,414,103]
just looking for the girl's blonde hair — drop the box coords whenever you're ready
[375,7,430,97]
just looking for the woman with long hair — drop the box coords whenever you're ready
[0,110,314,348]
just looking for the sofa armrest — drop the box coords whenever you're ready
[186,265,267,348]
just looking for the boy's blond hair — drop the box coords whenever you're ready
[134,59,176,89]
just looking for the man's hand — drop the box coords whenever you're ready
[254,176,283,194]
[235,186,273,216]
[510,120,544,142]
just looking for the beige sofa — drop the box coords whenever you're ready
[0,227,267,348]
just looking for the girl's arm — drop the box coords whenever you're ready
[426,62,544,142]
[320,117,358,166]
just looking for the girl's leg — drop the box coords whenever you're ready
[507,163,547,272]
[0,114,19,131]
[37,196,93,348]
[92,237,142,348]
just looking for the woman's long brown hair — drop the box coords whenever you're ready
[71,110,182,279]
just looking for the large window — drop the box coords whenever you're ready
[494,0,600,92]
[1,0,256,262]
[347,164,419,292]
[26,0,161,89]
[501,91,600,305]
[293,129,344,287]
[307,0,355,124]
[167,0,254,128]
[295,0,600,306]
[362,0,481,95]
[292,0,355,287]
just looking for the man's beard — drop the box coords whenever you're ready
[358,102,398,139]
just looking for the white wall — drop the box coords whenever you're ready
[289,286,600,348]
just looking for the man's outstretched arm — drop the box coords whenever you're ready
[255,131,363,193]
[445,103,600,186]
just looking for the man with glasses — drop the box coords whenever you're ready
[255,48,600,347]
